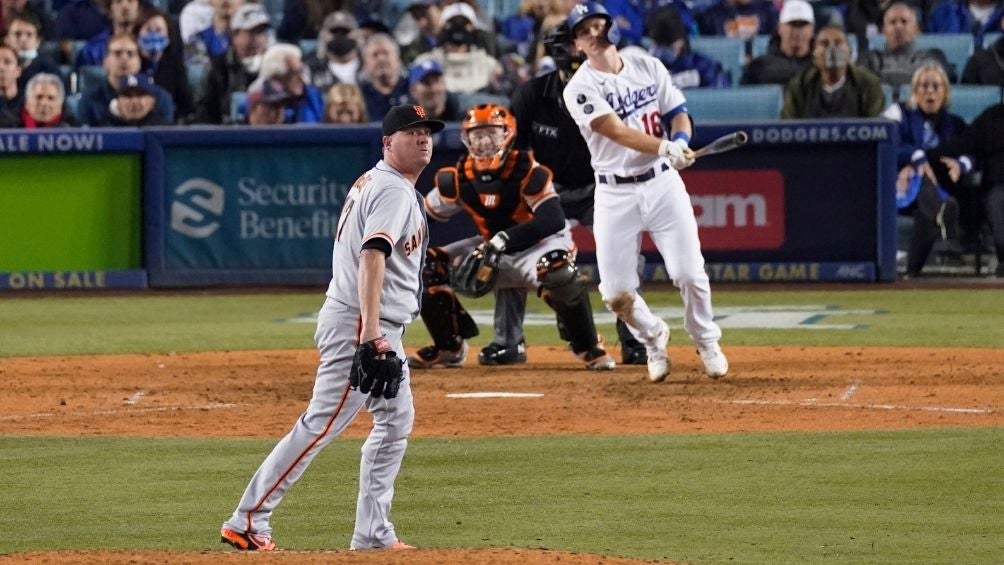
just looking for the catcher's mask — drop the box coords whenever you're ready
[460,103,516,172]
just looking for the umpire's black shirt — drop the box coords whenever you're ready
[510,70,595,189]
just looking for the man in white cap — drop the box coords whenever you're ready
[741,0,815,85]
[195,2,271,123]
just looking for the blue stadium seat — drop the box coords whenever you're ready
[64,92,82,120]
[914,33,973,81]
[688,36,744,85]
[982,32,1001,50]
[230,91,248,122]
[683,85,783,120]
[751,34,770,58]
[882,83,899,106]
[75,65,106,93]
[949,84,1002,122]
[187,60,208,100]
[299,39,318,57]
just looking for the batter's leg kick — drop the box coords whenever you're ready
[536,250,615,371]
[409,247,479,369]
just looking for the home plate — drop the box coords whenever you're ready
[446,392,544,399]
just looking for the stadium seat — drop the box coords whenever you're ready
[230,91,248,122]
[751,34,770,58]
[299,39,318,57]
[949,84,1003,122]
[187,60,208,100]
[75,65,106,93]
[682,85,784,120]
[914,33,973,81]
[689,36,744,85]
[64,92,82,120]
[882,83,899,106]
[982,32,1001,49]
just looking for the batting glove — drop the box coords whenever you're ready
[659,139,695,170]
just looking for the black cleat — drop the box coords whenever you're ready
[478,340,527,365]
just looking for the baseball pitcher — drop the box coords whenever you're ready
[219,105,442,552]
[562,2,728,382]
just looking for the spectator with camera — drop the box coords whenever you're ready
[196,2,269,124]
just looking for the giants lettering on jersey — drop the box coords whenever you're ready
[403,221,426,256]
[606,83,659,120]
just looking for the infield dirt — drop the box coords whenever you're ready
[2,344,1001,563]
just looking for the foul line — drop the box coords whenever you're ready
[840,381,861,401]
[124,390,146,405]
[720,398,996,415]
[0,402,240,421]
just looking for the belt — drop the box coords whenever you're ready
[597,163,670,185]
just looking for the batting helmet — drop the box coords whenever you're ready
[566,1,621,46]
[542,22,584,74]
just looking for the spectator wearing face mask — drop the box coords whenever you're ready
[76,0,142,68]
[78,34,175,125]
[5,12,59,92]
[781,25,884,118]
[306,10,360,91]
[1,0,55,41]
[412,2,503,94]
[196,2,270,124]
[134,6,194,122]
[643,5,731,88]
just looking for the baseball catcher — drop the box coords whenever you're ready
[409,103,615,371]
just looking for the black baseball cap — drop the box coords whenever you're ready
[381,104,445,136]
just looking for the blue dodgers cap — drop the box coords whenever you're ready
[408,59,444,87]
[117,72,156,95]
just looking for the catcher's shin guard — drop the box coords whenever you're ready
[420,286,479,350]
[536,250,599,353]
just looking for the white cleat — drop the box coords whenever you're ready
[645,320,671,382]
[697,342,729,379]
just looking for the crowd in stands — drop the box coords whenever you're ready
[0,0,999,129]
[0,0,1001,274]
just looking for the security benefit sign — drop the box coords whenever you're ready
[164,146,367,269]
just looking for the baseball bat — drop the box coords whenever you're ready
[692,131,749,159]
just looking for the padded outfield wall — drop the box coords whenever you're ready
[0,121,897,290]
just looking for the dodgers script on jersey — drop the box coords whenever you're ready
[326,160,427,324]
[563,50,687,175]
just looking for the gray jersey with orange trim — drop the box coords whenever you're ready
[326,159,428,324]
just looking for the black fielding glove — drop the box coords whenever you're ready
[350,336,404,399]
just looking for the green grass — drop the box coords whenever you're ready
[2,288,1003,356]
[1,430,1001,563]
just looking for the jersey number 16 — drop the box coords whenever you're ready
[640,111,664,137]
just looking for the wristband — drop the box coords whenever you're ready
[671,131,690,144]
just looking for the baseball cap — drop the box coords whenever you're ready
[231,3,271,31]
[408,59,443,87]
[440,2,477,25]
[323,10,358,33]
[382,104,445,136]
[247,77,293,106]
[117,72,156,96]
[779,0,815,24]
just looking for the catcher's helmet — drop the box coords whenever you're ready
[566,1,621,46]
[542,22,584,74]
[460,104,516,172]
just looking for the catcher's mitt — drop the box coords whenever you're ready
[350,336,404,399]
[450,243,501,298]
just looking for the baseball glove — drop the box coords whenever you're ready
[349,336,403,399]
[450,243,501,298]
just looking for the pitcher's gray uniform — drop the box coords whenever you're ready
[221,140,432,550]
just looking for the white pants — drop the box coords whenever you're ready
[593,166,721,346]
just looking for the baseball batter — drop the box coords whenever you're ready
[562,2,728,382]
[219,104,443,551]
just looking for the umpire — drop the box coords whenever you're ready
[510,23,647,365]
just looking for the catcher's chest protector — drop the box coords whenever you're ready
[456,151,539,238]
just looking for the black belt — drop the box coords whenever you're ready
[597,163,670,185]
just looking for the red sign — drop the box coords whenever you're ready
[571,169,786,252]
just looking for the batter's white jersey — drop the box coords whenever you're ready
[563,50,687,176]
[326,160,427,324]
